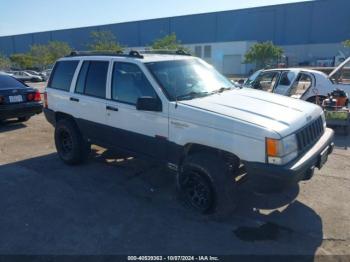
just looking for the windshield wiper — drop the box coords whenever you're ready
[176,91,209,101]
[210,87,232,95]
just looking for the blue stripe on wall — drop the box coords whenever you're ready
[0,0,349,55]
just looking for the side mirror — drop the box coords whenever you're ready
[136,97,162,112]
[238,79,245,85]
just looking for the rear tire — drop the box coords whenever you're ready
[177,153,238,217]
[54,119,91,165]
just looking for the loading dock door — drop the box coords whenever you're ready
[223,55,242,75]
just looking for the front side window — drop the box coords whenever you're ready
[146,59,234,101]
[49,60,79,91]
[112,62,157,105]
[252,71,280,92]
[75,61,109,98]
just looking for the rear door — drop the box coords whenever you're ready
[273,71,297,95]
[46,60,80,116]
[70,59,111,144]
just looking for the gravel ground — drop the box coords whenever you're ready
[0,82,349,258]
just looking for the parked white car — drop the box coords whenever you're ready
[12,71,43,82]
[243,57,350,104]
[43,50,334,215]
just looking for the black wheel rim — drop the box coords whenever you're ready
[60,129,73,154]
[181,171,213,212]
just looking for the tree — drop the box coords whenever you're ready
[46,41,72,64]
[343,40,350,48]
[151,33,188,51]
[0,53,11,70]
[244,41,283,69]
[30,41,72,69]
[10,53,34,69]
[88,30,123,52]
[30,44,51,69]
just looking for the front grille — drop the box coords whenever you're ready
[296,117,324,152]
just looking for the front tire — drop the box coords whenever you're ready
[177,153,238,216]
[54,119,91,165]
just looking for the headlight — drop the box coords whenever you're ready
[266,134,298,165]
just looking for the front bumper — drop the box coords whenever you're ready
[243,128,334,193]
[0,102,43,120]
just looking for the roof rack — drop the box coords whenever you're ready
[67,50,144,59]
[140,49,192,56]
[66,49,191,59]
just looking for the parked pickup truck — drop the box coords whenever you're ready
[43,50,334,215]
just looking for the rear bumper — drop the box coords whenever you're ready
[243,128,334,193]
[0,102,43,120]
[43,108,56,126]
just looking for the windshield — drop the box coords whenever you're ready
[0,75,27,89]
[243,70,262,87]
[146,59,234,101]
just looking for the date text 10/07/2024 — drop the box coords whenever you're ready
[127,256,220,261]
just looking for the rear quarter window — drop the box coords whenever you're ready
[48,60,79,91]
[0,75,27,89]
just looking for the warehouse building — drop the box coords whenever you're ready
[0,0,349,75]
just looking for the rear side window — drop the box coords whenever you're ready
[0,75,27,89]
[75,61,109,98]
[49,61,79,91]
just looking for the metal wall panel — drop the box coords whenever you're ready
[310,0,350,44]
[170,13,217,44]
[282,2,313,45]
[216,8,275,43]
[0,36,14,55]
[32,31,51,45]
[103,22,139,46]
[0,0,349,54]
[139,18,170,46]
[13,34,33,53]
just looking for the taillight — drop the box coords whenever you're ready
[0,96,3,104]
[44,91,48,108]
[27,93,34,101]
[34,90,41,102]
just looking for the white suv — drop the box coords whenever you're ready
[44,50,334,215]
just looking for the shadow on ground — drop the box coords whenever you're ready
[0,149,322,257]
[0,120,27,133]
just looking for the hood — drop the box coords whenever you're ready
[329,56,350,79]
[179,88,323,137]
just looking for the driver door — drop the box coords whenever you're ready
[105,61,169,159]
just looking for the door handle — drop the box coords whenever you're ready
[70,97,79,102]
[106,105,119,112]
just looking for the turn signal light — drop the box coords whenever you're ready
[266,138,279,157]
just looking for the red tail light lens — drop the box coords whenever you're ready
[0,96,3,104]
[34,91,41,102]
